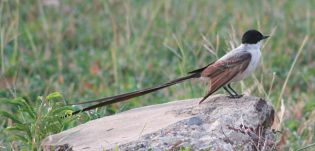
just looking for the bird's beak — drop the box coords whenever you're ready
[262,35,269,39]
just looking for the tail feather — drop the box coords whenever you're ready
[71,73,200,115]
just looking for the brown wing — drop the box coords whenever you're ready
[188,61,215,74]
[199,52,252,104]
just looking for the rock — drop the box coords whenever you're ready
[186,117,203,126]
[41,95,276,151]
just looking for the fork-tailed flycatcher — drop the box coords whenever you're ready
[71,29,269,115]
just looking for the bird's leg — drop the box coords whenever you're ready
[227,84,243,98]
[223,86,236,97]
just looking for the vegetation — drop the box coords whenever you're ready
[0,0,314,150]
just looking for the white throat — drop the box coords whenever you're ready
[240,41,262,50]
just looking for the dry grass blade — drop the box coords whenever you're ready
[296,142,315,151]
[272,99,285,131]
[267,72,276,99]
[276,35,309,109]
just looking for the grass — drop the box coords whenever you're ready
[0,0,315,150]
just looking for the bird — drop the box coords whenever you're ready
[70,29,269,115]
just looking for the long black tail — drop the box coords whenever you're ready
[71,73,200,115]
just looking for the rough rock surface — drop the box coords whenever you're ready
[41,95,276,151]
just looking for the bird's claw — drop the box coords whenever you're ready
[228,94,243,99]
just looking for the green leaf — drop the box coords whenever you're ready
[45,92,63,102]
[50,106,73,116]
[304,100,315,114]
[0,97,24,106]
[0,97,36,120]
[5,123,32,139]
[8,134,29,143]
[286,119,298,131]
[0,110,22,124]
[18,99,36,120]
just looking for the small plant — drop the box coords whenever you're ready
[0,92,75,150]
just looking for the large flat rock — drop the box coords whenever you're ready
[41,95,276,151]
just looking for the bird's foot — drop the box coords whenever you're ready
[228,94,243,99]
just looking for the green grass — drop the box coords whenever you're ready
[0,0,315,150]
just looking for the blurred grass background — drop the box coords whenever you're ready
[0,0,315,150]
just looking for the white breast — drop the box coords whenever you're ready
[230,44,261,82]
